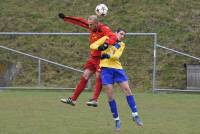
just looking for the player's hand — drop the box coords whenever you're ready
[101,54,110,59]
[58,13,65,19]
[98,43,108,51]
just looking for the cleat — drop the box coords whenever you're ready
[61,97,76,106]
[115,120,121,131]
[86,99,98,107]
[133,116,143,126]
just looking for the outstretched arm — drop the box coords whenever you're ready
[58,13,89,29]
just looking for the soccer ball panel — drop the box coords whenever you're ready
[95,4,108,16]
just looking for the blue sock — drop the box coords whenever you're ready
[126,95,137,113]
[109,99,119,120]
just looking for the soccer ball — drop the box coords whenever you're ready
[95,4,108,16]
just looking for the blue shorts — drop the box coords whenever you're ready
[101,67,128,85]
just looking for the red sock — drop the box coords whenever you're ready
[71,76,88,101]
[92,77,102,101]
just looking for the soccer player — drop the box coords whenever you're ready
[58,13,117,107]
[90,28,143,131]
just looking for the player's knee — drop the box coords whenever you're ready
[95,72,101,78]
[82,73,90,80]
[105,88,114,100]
[82,70,92,80]
[82,74,89,80]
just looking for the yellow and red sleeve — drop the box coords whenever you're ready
[90,36,109,50]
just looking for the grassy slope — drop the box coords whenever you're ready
[0,0,199,90]
[0,91,200,134]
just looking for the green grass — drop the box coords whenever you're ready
[0,90,200,134]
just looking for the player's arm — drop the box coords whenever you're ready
[58,13,89,29]
[90,36,109,50]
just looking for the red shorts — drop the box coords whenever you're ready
[84,56,101,72]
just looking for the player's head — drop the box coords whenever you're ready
[115,28,126,41]
[88,15,99,31]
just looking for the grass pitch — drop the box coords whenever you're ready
[0,90,200,134]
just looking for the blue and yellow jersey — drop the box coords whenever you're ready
[90,36,125,69]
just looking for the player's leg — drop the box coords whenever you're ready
[105,84,121,131]
[114,69,143,126]
[92,71,102,101]
[71,69,94,100]
[86,71,102,107]
[86,58,102,107]
[119,81,143,126]
[101,68,121,131]
[61,69,94,106]
[61,58,96,106]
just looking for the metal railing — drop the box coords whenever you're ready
[0,32,157,91]
[154,44,200,93]
[0,45,84,88]
[0,32,92,90]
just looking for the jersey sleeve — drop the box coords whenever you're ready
[90,36,109,50]
[101,25,117,45]
[63,16,89,29]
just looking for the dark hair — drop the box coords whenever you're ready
[116,28,126,33]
